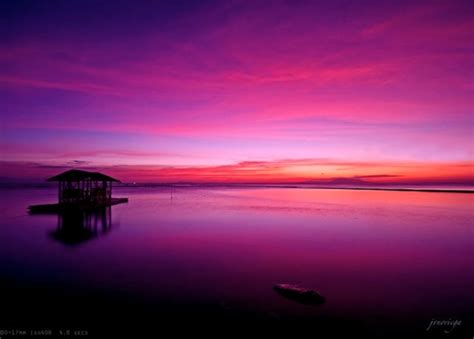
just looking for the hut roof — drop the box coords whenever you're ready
[46,169,121,183]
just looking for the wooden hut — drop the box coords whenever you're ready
[47,169,119,204]
[29,170,128,213]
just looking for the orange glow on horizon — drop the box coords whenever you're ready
[2,159,471,185]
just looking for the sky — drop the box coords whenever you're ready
[0,0,473,184]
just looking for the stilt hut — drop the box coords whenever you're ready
[47,169,119,204]
[29,169,128,213]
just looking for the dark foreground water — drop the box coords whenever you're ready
[0,187,473,338]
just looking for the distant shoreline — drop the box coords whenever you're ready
[270,185,474,194]
[120,183,474,193]
[1,182,472,194]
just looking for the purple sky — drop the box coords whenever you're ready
[1,0,473,183]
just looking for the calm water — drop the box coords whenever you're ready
[0,187,473,337]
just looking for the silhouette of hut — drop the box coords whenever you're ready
[47,169,120,204]
[29,169,127,213]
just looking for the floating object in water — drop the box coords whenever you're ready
[273,283,325,305]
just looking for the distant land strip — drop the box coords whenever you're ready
[0,182,473,194]
[266,186,474,194]
[118,183,474,194]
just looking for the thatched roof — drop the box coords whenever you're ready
[46,169,121,183]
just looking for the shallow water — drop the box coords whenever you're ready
[0,187,473,336]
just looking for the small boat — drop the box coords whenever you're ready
[273,283,325,305]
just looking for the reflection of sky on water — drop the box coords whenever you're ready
[0,187,472,323]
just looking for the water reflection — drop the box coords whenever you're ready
[1,187,471,338]
[49,208,113,245]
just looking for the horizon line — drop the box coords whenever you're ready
[1,181,473,194]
